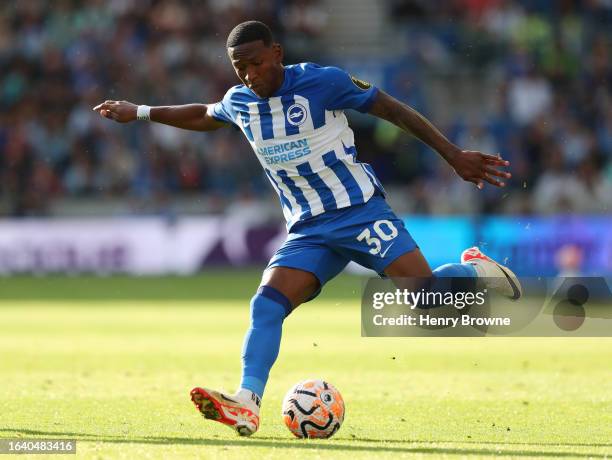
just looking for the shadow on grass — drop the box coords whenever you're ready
[0,428,609,458]
[320,436,612,449]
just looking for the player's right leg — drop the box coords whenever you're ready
[191,235,348,436]
[191,267,317,436]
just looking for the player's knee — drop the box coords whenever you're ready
[384,249,432,277]
[250,285,292,326]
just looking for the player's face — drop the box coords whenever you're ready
[228,40,284,98]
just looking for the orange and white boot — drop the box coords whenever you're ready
[461,247,522,300]
[190,387,260,436]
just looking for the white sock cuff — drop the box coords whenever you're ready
[236,388,261,408]
[467,260,486,277]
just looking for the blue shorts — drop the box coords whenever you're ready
[267,195,418,297]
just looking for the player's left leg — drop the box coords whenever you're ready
[332,194,521,300]
[385,247,521,300]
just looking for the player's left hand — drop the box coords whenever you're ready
[448,150,511,189]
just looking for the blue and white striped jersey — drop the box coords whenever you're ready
[211,62,385,229]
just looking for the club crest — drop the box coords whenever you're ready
[286,103,307,126]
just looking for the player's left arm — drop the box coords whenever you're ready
[368,90,511,189]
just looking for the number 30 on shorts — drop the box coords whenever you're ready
[356,220,399,255]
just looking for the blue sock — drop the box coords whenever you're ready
[433,263,477,278]
[404,263,478,309]
[240,286,291,398]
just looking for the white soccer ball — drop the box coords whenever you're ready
[281,379,345,438]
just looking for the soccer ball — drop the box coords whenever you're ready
[281,379,345,439]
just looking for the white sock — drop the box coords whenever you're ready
[466,260,486,277]
[235,388,261,411]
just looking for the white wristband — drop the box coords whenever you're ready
[137,105,151,121]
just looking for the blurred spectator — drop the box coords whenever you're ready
[555,244,583,277]
[533,150,612,214]
[507,69,553,126]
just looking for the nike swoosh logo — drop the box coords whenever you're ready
[496,263,522,300]
[379,242,395,258]
[220,394,240,404]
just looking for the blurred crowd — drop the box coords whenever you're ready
[381,0,612,215]
[1,0,610,217]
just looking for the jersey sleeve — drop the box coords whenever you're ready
[210,88,237,125]
[321,66,379,113]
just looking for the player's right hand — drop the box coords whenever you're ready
[92,100,137,123]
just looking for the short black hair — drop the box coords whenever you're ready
[226,21,273,48]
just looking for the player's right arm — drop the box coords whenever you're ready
[92,101,227,131]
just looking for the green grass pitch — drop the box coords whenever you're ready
[0,273,611,459]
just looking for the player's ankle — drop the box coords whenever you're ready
[465,261,484,277]
[235,388,262,411]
